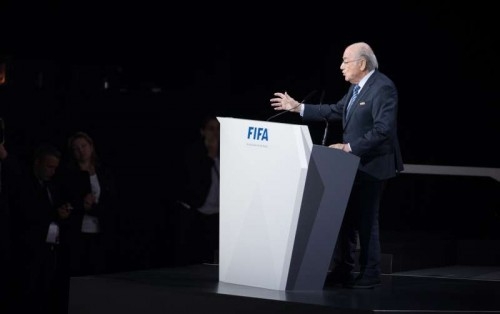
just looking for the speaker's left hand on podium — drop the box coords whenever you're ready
[329,143,351,153]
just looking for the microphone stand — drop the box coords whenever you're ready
[321,120,329,146]
[318,90,329,146]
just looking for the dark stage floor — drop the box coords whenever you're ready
[69,264,500,314]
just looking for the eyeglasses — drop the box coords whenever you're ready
[342,58,362,65]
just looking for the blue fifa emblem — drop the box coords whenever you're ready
[247,126,269,141]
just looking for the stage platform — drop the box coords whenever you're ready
[69,264,500,314]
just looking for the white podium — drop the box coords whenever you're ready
[218,117,359,291]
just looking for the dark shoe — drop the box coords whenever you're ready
[325,271,355,287]
[345,275,381,289]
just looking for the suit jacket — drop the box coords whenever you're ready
[57,161,118,236]
[179,138,216,210]
[303,70,403,180]
[3,155,71,268]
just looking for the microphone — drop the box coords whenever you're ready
[267,90,317,122]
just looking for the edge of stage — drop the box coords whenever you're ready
[69,264,500,314]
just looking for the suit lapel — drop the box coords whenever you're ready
[344,72,378,127]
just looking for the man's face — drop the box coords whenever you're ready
[201,119,220,143]
[340,46,364,84]
[35,155,60,181]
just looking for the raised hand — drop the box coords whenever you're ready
[270,92,301,112]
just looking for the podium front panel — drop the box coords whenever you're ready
[218,118,312,290]
[217,117,359,291]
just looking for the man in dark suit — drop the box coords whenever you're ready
[270,42,403,288]
[5,143,73,314]
[0,145,13,313]
[175,115,220,265]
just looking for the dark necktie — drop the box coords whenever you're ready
[41,181,53,205]
[346,85,360,116]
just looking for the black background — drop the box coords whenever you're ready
[1,1,499,268]
[2,1,498,167]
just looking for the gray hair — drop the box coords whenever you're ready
[356,42,379,71]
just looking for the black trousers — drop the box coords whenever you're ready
[333,178,386,278]
[17,243,70,314]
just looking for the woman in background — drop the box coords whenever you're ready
[60,131,118,276]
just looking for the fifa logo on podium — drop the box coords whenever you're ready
[247,126,269,141]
